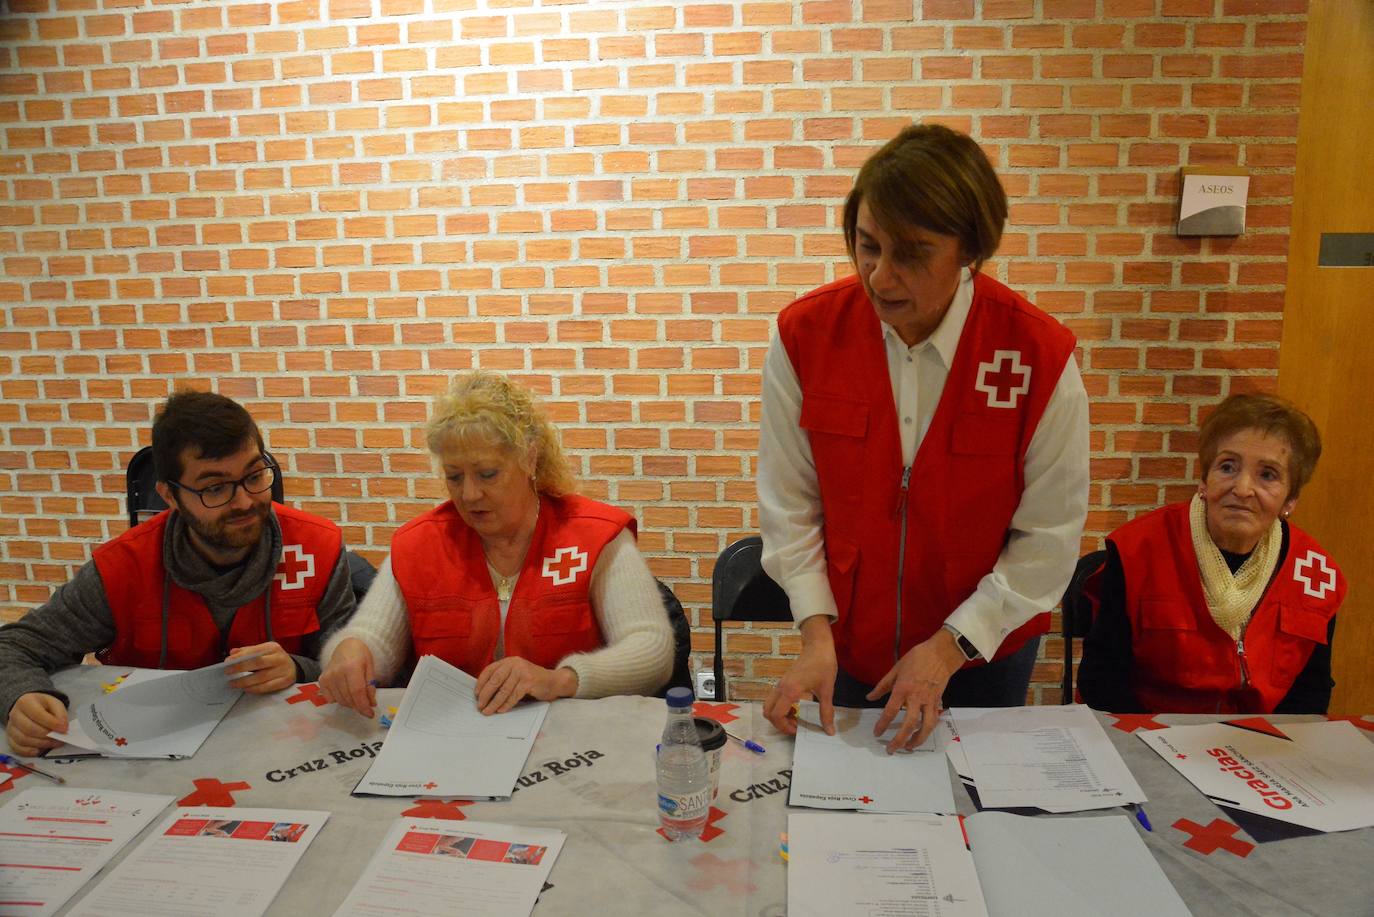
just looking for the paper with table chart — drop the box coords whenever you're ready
[789,702,958,814]
[44,656,261,759]
[948,705,1145,812]
[0,787,172,917]
[787,811,1191,917]
[1139,719,1374,833]
[353,654,549,798]
[66,805,327,917]
[333,818,565,916]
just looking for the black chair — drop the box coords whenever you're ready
[126,445,286,528]
[656,579,693,696]
[1060,549,1107,701]
[711,536,792,702]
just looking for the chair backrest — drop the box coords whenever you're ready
[710,536,792,701]
[1060,549,1107,701]
[127,445,285,528]
[656,579,693,697]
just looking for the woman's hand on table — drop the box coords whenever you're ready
[867,629,966,754]
[227,642,297,695]
[763,616,838,737]
[475,658,577,715]
[5,692,68,757]
[318,637,378,717]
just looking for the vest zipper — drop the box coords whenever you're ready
[894,464,913,664]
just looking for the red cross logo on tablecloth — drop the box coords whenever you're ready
[178,778,252,807]
[272,714,325,743]
[657,805,729,843]
[274,544,315,591]
[402,799,476,821]
[114,737,128,747]
[0,763,28,795]
[1293,550,1336,600]
[1173,818,1254,857]
[692,701,740,725]
[285,683,332,707]
[687,852,756,894]
[975,350,1032,409]
[1108,713,1167,733]
[541,546,588,586]
[1328,715,1374,733]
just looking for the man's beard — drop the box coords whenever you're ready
[185,501,270,554]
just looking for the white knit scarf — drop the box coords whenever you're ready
[1189,493,1282,641]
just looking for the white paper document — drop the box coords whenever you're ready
[788,811,1191,917]
[0,787,172,917]
[789,702,957,814]
[950,705,1145,812]
[333,818,565,917]
[66,805,328,917]
[46,657,260,759]
[1139,719,1374,833]
[353,655,549,798]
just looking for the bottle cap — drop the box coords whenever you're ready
[665,686,695,708]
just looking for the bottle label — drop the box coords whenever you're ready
[657,788,710,818]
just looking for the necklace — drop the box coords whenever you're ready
[483,498,539,602]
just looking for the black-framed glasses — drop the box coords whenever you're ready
[166,462,278,509]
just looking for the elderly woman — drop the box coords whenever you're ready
[1079,393,1344,714]
[759,124,1089,752]
[319,372,674,716]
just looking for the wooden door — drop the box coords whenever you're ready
[1277,0,1374,714]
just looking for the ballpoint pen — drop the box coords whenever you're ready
[724,730,766,755]
[0,753,66,785]
[1132,803,1153,832]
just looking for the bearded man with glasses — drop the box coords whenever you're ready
[0,391,357,757]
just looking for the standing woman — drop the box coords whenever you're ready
[1079,394,1343,714]
[319,372,674,716]
[760,124,1089,751]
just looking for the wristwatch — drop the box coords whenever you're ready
[941,623,981,661]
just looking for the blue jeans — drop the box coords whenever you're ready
[831,635,1042,709]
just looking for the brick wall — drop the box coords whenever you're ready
[0,0,1307,702]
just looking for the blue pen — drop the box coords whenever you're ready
[1133,804,1152,832]
[0,753,65,784]
[724,730,766,755]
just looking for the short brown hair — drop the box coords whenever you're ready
[152,390,265,484]
[1198,393,1322,498]
[842,123,1007,273]
[425,371,576,497]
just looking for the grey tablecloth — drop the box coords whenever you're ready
[5,669,1373,917]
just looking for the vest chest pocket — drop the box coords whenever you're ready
[530,593,595,636]
[1135,598,1221,690]
[265,599,320,640]
[1270,603,1331,688]
[950,416,1020,457]
[800,393,869,439]
[410,598,474,638]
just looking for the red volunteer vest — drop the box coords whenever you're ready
[1110,503,1345,714]
[392,494,635,676]
[778,272,1076,685]
[93,504,340,669]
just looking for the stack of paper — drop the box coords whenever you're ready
[46,656,260,759]
[353,655,548,798]
[0,787,172,917]
[66,805,328,917]
[789,702,957,814]
[787,811,1191,917]
[1139,719,1374,833]
[334,818,566,916]
[948,705,1145,812]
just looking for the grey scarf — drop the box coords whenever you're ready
[163,508,283,639]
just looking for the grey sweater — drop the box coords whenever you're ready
[0,509,356,719]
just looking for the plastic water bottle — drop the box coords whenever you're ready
[656,686,709,841]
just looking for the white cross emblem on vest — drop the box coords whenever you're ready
[275,544,315,591]
[1293,550,1336,600]
[542,546,588,587]
[975,350,1032,409]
